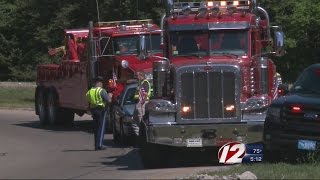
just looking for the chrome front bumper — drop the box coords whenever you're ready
[146,122,264,147]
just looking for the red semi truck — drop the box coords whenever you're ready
[139,0,285,167]
[35,19,162,126]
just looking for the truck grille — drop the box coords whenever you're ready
[179,68,239,120]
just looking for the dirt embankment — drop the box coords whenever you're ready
[0,82,36,88]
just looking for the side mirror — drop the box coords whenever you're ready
[277,84,289,97]
[271,26,285,57]
[138,35,147,60]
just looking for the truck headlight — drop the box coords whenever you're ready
[243,95,270,111]
[147,99,176,113]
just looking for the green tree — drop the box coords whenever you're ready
[260,0,320,82]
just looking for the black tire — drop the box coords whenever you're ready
[140,143,167,169]
[139,124,165,169]
[113,118,120,143]
[119,120,128,146]
[106,107,113,133]
[47,91,59,125]
[263,142,284,163]
[36,88,47,125]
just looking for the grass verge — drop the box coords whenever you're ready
[0,86,35,109]
[208,162,320,179]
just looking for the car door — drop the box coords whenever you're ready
[113,84,137,131]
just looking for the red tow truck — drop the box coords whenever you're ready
[138,0,285,167]
[35,19,162,126]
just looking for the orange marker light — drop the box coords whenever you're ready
[225,105,235,111]
[220,1,227,6]
[182,106,191,113]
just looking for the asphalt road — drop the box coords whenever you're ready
[0,109,229,179]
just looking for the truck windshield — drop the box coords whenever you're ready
[210,30,248,56]
[170,30,248,57]
[113,34,161,55]
[171,31,208,57]
[145,35,162,53]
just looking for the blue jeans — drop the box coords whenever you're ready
[91,108,108,149]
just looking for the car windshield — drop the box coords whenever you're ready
[123,87,138,105]
[170,30,248,57]
[114,34,161,55]
[291,68,320,95]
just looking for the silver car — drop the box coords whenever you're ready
[111,83,138,145]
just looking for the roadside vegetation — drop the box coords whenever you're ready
[0,86,35,109]
[1,1,320,83]
[207,162,320,179]
[207,150,320,179]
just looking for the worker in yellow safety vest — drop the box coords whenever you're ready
[132,71,152,139]
[86,76,112,150]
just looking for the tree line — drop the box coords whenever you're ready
[0,0,319,82]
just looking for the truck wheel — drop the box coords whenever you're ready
[36,89,47,125]
[139,125,165,168]
[47,91,59,125]
[140,143,164,169]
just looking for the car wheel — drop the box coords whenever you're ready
[47,91,59,125]
[113,117,120,144]
[263,142,284,163]
[120,120,128,146]
[36,88,47,125]
[106,108,114,133]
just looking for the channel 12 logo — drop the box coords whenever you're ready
[218,142,263,164]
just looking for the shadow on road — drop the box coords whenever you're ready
[14,119,96,134]
[101,147,223,170]
[103,149,144,170]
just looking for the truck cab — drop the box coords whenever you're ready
[35,20,163,126]
[91,20,162,84]
[161,1,285,119]
[139,0,285,168]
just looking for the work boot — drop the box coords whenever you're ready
[95,146,107,151]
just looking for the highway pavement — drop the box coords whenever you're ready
[0,109,228,179]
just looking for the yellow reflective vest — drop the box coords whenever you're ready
[86,87,105,108]
[134,79,152,101]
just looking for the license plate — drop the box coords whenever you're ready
[297,140,316,151]
[186,138,203,147]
